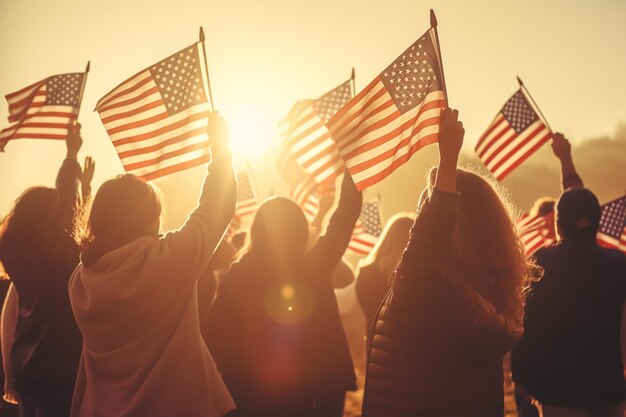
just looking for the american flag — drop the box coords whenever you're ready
[278,80,352,187]
[290,174,337,224]
[95,42,211,181]
[0,72,86,151]
[327,28,446,191]
[228,169,259,235]
[597,196,626,253]
[348,199,383,255]
[301,191,320,223]
[517,211,556,257]
[475,89,552,181]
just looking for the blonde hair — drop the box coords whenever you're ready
[359,213,414,276]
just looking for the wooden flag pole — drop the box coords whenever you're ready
[199,26,216,111]
[430,9,449,104]
[350,67,356,98]
[517,76,552,131]
[74,60,90,124]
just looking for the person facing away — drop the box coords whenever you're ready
[513,132,587,417]
[355,214,413,340]
[69,113,236,417]
[0,125,93,417]
[511,187,626,417]
[362,108,537,417]
[204,171,362,417]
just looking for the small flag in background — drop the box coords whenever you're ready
[517,211,556,257]
[95,43,211,180]
[597,196,626,253]
[301,191,320,223]
[278,80,352,187]
[228,168,259,235]
[327,27,446,191]
[290,175,335,224]
[348,199,383,255]
[0,72,86,151]
[475,89,552,181]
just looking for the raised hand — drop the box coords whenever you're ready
[206,112,230,157]
[66,123,83,161]
[435,108,464,193]
[81,156,96,188]
[551,132,572,160]
[437,108,464,164]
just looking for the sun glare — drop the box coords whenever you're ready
[226,108,275,161]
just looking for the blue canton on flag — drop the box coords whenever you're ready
[599,196,626,240]
[501,91,539,134]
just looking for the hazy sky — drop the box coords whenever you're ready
[1,0,625,217]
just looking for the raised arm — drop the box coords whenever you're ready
[551,132,584,190]
[56,123,83,230]
[309,190,335,238]
[396,107,462,277]
[310,172,362,274]
[79,156,95,207]
[160,113,237,275]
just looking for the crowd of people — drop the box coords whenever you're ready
[0,109,624,417]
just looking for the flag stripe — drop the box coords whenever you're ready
[96,71,153,110]
[1,72,81,146]
[329,29,446,190]
[101,99,163,125]
[111,108,210,146]
[328,81,388,139]
[476,115,508,156]
[140,154,211,181]
[96,42,212,180]
[123,140,209,171]
[117,127,206,159]
[98,83,159,114]
[475,89,551,181]
[328,78,381,134]
[493,131,552,180]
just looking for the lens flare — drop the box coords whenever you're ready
[264,283,313,325]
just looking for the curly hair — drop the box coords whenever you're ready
[419,166,540,331]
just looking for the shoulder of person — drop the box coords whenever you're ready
[598,246,626,266]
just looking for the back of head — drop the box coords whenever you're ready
[556,188,600,241]
[426,167,533,324]
[78,174,161,266]
[530,197,556,217]
[0,187,60,267]
[248,197,308,272]
[363,214,414,276]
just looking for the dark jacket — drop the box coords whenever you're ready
[0,159,83,414]
[204,177,361,417]
[355,264,389,338]
[363,189,519,417]
[511,238,626,408]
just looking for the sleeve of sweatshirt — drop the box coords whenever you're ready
[308,173,362,277]
[158,152,237,279]
[393,188,462,336]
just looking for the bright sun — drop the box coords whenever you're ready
[226,108,276,161]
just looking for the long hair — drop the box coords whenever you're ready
[359,214,414,278]
[245,197,309,277]
[75,174,161,266]
[423,167,537,329]
[0,187,61,268]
